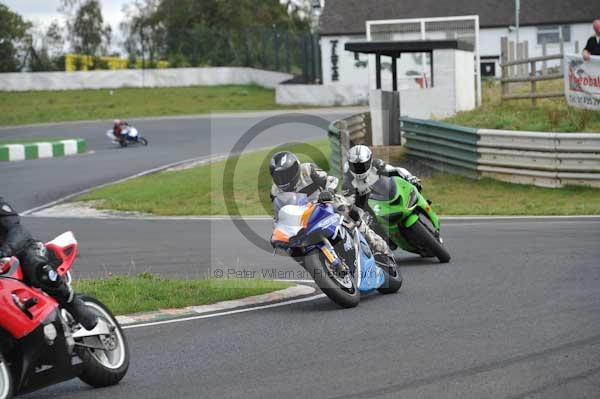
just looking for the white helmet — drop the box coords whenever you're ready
[347,145,373,180]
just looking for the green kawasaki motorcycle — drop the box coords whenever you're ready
[367,176,451,263]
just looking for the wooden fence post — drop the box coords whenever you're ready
[559,36,565,73]
[542,43,547,75]
[508,40,515,77]
[530,60,537,106]
[501,37,508,98]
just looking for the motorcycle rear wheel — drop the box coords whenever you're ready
[0,353,13,399]
[76,296,130,388]
[304,250,360,308]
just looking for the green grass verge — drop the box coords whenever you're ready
[79,139,331,215]
[0,85,303,127]
[73,273,292,315]
[78,139,600,216]
[0,137,69,145]
[421,174,600,215]
[445,80,600,132]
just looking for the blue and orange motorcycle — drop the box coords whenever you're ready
[271,193,403,308]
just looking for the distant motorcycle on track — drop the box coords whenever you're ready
[106,126,148,148]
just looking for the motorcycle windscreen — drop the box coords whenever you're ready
[273,192,308,218]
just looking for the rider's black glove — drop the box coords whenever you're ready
[0,249,9,259]
[348,205,362,222]
[318,190,334,203]
[407,176,423,192]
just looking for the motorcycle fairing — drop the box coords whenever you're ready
[354,230,384,293]
[0,278,57,339]
[7,310,83,396]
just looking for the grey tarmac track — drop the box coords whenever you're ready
[20,216,600,399]
[0,110,352,212]
[3,111,600,398]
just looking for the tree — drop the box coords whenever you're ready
[121,0,166,68]
[28,20,66,71]
[61,0,111,58]
[0,3,32,72]
[119,0,312,70]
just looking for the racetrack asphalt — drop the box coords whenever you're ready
[3,111,600,398]
[0,109,349,212]
[21,216,600,399]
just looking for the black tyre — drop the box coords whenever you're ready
[375,256,403,294]
[405,220,451,263]
[119,140,127,148]
[76,296,129,388]
[303,250,360,308]
[0,353,13,399]
[138,137,148,146]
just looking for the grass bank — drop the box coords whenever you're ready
[444,80,600,132]
[74,273,292,315]
[77,140,600,216]
[79,139,330,215]
[0,85,300,127]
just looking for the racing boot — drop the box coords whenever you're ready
[39,263,98,330]
[64,295,99,331]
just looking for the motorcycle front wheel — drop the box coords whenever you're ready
[404,218,451,263]
[303,249,360,308]
[138,137,148,146]
[76,296,130,388]
[375,255,403,294]
[0,353,13,399]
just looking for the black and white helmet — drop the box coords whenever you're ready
[270,151,300,191]
[347,145,373,180]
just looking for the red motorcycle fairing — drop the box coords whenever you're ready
[45,231,78,277]
[0,278,58,339]
[0,231,78,339]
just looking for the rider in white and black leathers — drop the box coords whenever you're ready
[0,196,98,330]
[342,145,421,210]
[269,151,396,264]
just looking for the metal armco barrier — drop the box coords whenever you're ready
[401,117,600,188]
[328,113,371,177]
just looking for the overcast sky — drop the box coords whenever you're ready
[2,0,130,30]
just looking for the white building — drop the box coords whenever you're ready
[319,0,593,86]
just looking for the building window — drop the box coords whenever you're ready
[537,25,571,44]
[481,61,496,77]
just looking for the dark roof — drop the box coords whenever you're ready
[320,0,595,35]
[345,40,474,56]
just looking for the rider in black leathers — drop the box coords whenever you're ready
[0,197,97,330]
[269,151,397,264]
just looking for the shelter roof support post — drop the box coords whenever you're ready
[392,56,398,91]
[376,55,382,90]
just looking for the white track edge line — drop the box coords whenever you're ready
[122,293,326,330]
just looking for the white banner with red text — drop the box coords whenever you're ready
[565,54,600,110]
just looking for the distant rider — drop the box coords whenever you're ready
[342,145,422,211]
[0,196,98,330]
[112,119,129,144]
[269,151,396,264]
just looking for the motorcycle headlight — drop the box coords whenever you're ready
[407,189,419,208]
[43,323,57,345]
